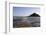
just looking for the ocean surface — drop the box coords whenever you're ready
[13,16,40,28]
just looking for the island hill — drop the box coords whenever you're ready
[28,13,40,17]
[13,13,40,19]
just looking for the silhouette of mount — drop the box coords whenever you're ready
[28,13,40,17]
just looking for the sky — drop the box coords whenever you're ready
[13,7,40,16]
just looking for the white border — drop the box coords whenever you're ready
[7,2,45,33]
